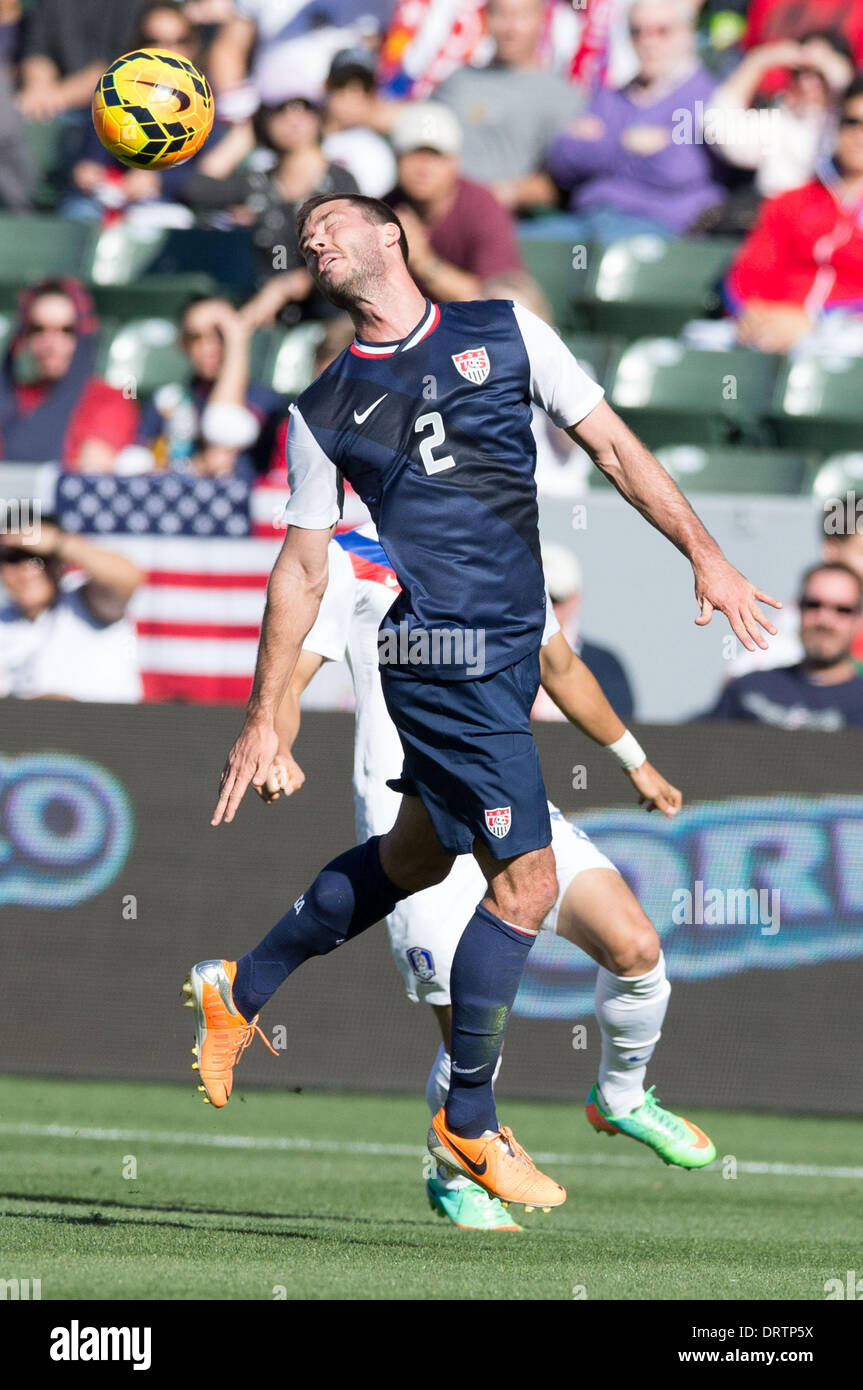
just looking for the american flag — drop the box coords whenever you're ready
[56,473,368,703]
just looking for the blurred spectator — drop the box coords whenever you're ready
[433,0,584,214]
[546,0,728,240]
[706,32,854,200]
[388,102,523,301]
[17,0,147,120]
[744,0,863,75]
[313,312,357,373]
[378,0,487,100]
[0,279,138,469]
[533,542,635,720]
[0,515,144,702]
[184,0,236,21]
[483,270,592,495]
[0,62,35,209]
[705,562,863,727]
[62,3,211,227]
[724,77,863,356]
[0,0,22,64]
[208,0,390,116]
[184,93,358,325]
[322,47,397,197]
[135,295,285,479]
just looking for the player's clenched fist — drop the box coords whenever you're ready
[254,752,306,804]
[212,718,280,825]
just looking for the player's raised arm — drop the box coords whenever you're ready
[539,628,681,818]
[511,302,781,652]
[212,525,332,825]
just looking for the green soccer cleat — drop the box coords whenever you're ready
[585,1083,717,1169]
[426,1177,523,1231]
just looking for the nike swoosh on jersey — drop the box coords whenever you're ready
[353,393,388,424]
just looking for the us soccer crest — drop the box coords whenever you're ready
[484,806,512,838]
[452,346,490,384]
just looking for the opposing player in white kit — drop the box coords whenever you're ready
[258,521,717,1230]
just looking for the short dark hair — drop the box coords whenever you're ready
[797,29,855,64]
[800,561,863,607]
[840,74,863,109]
[253,99,322,153]
[180,291,236,324]
[295,193,410,264]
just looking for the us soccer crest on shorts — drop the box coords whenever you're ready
[484,806,512,838]
[452,346,490,384]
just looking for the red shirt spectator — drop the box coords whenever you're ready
[0,279,138,469]
[745,0,863,69]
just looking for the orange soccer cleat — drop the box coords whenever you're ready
[181,958,277,1107]
[428,1108,566,1212]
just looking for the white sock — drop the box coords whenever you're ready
[425,1042,502,1190]
[594,952,670,1117]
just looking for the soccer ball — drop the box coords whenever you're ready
[92,48,214,170]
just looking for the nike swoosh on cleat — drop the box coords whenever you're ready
[353,393,388,424]
[683,1120,711,1148]
[441,1135,488,1177]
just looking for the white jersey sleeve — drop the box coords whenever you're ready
[541,589,560,646]
[512,302,605,429]
[282,402,342,530]
[302,540,355,663]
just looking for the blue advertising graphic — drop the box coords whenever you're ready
[0,754,133,909]
[515,796,863,1019]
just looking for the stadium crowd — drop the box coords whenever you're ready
[2,0,863,718]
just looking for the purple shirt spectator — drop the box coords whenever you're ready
[547,66,726,234]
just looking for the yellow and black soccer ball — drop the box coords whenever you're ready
[92,48,215,170]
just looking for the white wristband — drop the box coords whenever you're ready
[606,730,646,770]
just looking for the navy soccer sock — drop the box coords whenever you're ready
[445,902,536,1138]
[232,836,409,1020]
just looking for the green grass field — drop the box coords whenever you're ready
[0,1075,860,1301]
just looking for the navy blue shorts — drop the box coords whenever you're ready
[381,650,552,860]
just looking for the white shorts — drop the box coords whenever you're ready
[386,802,619,1005]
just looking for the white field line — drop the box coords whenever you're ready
[0,1122,861,1180]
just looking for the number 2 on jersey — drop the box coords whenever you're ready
[414,411,455,475]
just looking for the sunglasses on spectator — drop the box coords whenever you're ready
[629,23,677,38]
[26,322,77,337]
[799,596,859,615]
[839,115,863,129]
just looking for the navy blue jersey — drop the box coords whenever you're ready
[283,297,603,679]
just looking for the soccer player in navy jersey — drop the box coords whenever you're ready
[185,192,780,1211]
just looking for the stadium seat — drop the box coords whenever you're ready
[90,275,216,321]
[607,338,780,447]
[22,117,65,209]
[561,331,624,387]
[654,444,811,494]
[771,357,863,453]
[518,237,595,332]
[0,215,96,297]
[585,236,739,336]
[259,322,326,398]
[89,223,170,285]
[99,318,190,397]
[809,452,863,503]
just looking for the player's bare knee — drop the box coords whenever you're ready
[609,919,661,976]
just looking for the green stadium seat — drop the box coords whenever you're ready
[260,322,325,397]
[22,118,65,209]
[0,215,96,290]
[771,357,863,453]
[518,237,595,332]
[88,223,170,285]
[561,331,624,387]
[809,452,863,503]
[99,318,190,397]
[90,275,216,321]
[585,235,739,336]
[654,444,811,494]
[607,338,779,447]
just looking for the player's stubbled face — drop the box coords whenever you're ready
[799,573,862,666]
[300,203,387,305]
